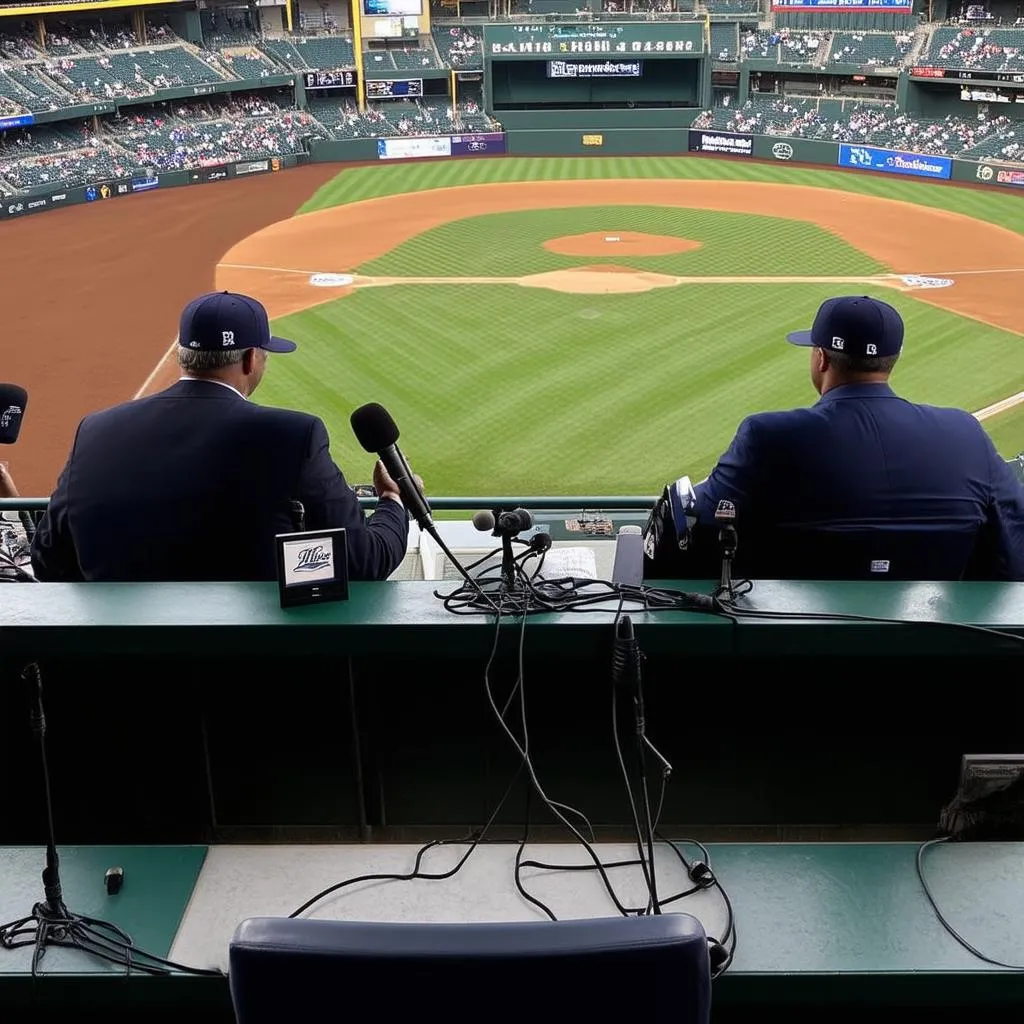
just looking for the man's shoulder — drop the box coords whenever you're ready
[83,390,321,431]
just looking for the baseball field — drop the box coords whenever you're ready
[8,155,1024,498]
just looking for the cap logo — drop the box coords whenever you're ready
[866,343,877,355]
[222,331,235,347]
[831,336,844,350]
[189,340,200,348]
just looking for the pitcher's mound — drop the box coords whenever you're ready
[543,231,702,258]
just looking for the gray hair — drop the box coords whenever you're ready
[177,346,248,374]
[827,350,899,375]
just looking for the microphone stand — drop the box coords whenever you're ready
[0,663,222,977]
[500,532,517,593]
[717,521,737,600]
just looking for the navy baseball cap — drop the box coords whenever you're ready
[786,296,904,358]
[179,291,296,354]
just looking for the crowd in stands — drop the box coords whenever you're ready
[0,90,311,190]
[925,26,1024,72]
[692,94,1020,158]
[431,25,482,68]
[307,95,498,140]
[114,99,312,171]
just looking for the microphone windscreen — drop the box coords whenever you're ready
[0,384,27,445]
[472,510,495,532]
[350,402,399,453]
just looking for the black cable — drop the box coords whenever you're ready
[916,837,1024,970]
[288,596,595,919]
[0,663,222,977]
[484,602,640,918]
[440,551,1024,649]
[717,591,1024,646]
[610,604,658,914]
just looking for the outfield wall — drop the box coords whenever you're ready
[4,129,1024,223]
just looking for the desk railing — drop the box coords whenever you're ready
[0,496,660,513]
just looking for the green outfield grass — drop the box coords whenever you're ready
[257,157,1024,496]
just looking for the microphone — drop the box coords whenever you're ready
[497,508,532,535]
[472,510,495,532]
[714,499,738,598]
[288,500,306,532]
[527,531,552,554]
[611,524,644,588]
[350,403,433,531]
[0,384,27,445]
[714,499,737,526]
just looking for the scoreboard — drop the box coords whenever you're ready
[912,67,1024,85]
[303,69,356,89]
[365,78,423,98]
[483,22,703,58]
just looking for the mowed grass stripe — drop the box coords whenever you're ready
[356,206,883,279]
[260,275,1024,493]
[301,156,1024,236]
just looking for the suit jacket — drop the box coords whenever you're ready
[31,379,409,583]
[692,382,1024,581]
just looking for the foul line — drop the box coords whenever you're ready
[207,261,1024,423]
[134,334,179,400]
[218,262,331,276]
[974,390,1024,421]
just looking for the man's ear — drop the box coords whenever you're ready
[242,348,256,374]
[816,348,830,373]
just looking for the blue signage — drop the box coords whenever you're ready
[774,0,910,7]
[0,113,34,131]
[838,143,952,180]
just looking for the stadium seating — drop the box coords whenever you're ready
[283,35,355,68]
[924,27,1024,73]
[0,65,69,113]
[710,22,739,62]
[0,144,127,190]
[828,31,913,68]
[705,0,759,13]
[431,25,483,70]
[259,37,309,69]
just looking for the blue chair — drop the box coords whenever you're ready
[229,914,711,1023]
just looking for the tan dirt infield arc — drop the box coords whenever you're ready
[6,173,1023,493]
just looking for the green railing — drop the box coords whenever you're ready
[0,496,659,514]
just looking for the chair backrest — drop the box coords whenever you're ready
[646,520,982,582]
[229,914,711,1024]
[744,522,982,581]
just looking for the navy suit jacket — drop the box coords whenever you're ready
[693,382,1024,580]
[32,379,409,583]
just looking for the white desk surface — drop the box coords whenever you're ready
[170,842,725,973]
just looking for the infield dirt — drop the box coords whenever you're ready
[8,173,1023,492]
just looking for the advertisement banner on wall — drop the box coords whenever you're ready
[838,143,951,180]
[234,159,270,177]
[377,136,452,161]
[0,113,34,131]
[376,133,507,161]
[687,129,753,156]
[976,163,1024,187]
[450,132,506,156]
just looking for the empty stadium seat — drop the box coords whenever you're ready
[229,915,711,1024]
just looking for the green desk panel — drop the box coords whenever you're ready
[2,580,1024,658]
[0,846,207,975]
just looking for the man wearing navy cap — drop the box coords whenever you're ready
[32,292,409,582]
[684,295,1024,580]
